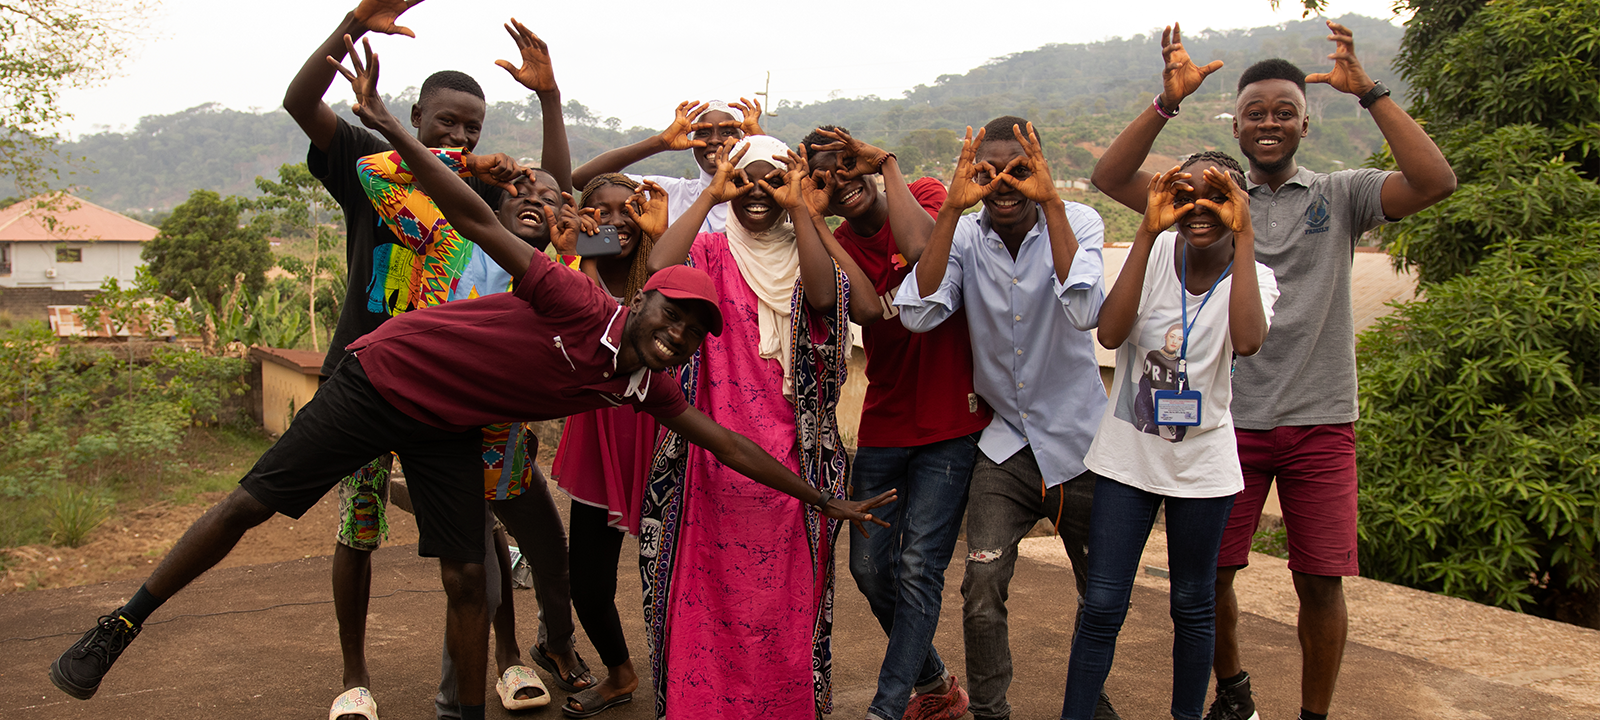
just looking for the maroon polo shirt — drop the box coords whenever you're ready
[347,254,690,432]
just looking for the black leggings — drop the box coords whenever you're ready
[568,501,629,668]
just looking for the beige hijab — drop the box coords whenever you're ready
[724,134,801,398]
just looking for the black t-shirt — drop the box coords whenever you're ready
[308,117,501,376]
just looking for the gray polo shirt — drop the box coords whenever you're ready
[1232,166,1393,430]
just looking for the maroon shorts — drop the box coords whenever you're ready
[1217,423,1358,576]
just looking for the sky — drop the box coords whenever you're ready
[59,0,1406,138]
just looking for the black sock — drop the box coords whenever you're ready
[118,585,165,625]
[1218,670,1248,688]
[1299,710,1327,720]
[459,703,486,720]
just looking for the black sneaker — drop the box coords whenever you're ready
[1203,671,1260,720]
[1094,691,1124,720]
[49,612,141,700]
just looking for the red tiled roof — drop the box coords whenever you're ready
[0,193,159,243]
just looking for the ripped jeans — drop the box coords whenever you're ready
[961,446,1097,720]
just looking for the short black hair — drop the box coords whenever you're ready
[1237,58,1306,95]
[800,125,845,158]
[1180,150,1247,189]
[982,116,1029,143]
[420,70,485,105]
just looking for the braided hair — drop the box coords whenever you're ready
[579,173,655,299]
[1179,151,1247,190]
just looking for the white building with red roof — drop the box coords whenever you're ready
[0,193,158,291]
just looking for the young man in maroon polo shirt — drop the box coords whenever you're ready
[799,126,992,720]
[48,39,894,720]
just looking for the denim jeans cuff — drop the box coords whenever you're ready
[913,668,952,695]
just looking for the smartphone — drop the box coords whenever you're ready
[575,225,622,257]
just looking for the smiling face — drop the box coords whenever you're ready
[692,110,744,175]
[974,139,1033,227]
[583,184,643,260]
[625,291,713,370]
[731,159,784,232]
[411,89,487,151]
[495,170,562,249]
[808,149,882,219]
[1172,161,1233,249]
[1233,79,1309,177]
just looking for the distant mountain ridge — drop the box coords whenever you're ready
[51,13,1403,213]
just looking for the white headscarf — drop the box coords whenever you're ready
[698,100,745,121]
[724,135,801,398]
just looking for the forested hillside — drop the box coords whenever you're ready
[55,13,1402,214]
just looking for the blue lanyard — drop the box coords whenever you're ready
[1178,243,1232,387]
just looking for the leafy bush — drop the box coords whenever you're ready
[48,485,112,548]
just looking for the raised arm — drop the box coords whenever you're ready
[1000,122,1082,285]
[494,19,573,193]
[1306,20,1455,218]
[656,406,895,536]
[799,162,886,326]
[1099,168,1192,350]
[648,143,749,272]
[1090,22,1223,213]
[573,101,709,188]
[814,128,939,264]
[330,36,536,276]
[285,0,423,151]
[1194,167,1267,355]
[918,126,999,298]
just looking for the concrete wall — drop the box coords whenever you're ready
[260,362,322,437]
[0,241,144,291]
[0,286,98,321]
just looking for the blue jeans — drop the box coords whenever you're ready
[850,434,979,720]
[1061,477,1235,720]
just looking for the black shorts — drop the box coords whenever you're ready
[238,354,484,564]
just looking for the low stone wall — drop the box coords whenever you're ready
[0,286,97,321]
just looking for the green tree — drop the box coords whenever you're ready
[141,189,273,310]
[1356,0,1600,627]
[255,162,343,351]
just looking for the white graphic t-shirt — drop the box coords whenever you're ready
[1085,232,1279,498]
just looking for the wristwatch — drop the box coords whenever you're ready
[811,489,831,509]
[1358,81,1391,109]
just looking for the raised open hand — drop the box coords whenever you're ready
[463,152,523,196]
[625,180,671,238]
[759,149,811,211]
[494,19,558,94]
[803,168,838,218]
[810,127,890,180]
[704,143,754,204]
[945,127,1002,210]
[327,35,394,131]
[821,489,898,538]
[353,0,425,38]
[1161,22,1224,109]
[657,101,710,152]
[729,97,764,136]
[1192,166,1251,234]
[1141,165,1195,234]
[1306,20,1376,97]
[994,122,1058,204]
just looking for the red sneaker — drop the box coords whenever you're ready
[904,675,970,720]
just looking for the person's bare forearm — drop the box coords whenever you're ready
[881,158,936,263]
[795,204,839,311]
[286,13,367,151]
[1090,104,1167,214]
[916,207,962,298]
[1369,96,1456,217]
[573,137,670,189]
[1228,228,1267,356]
[1043,199,1081,285]
[537,89,573,193]
[817,222,883,325]
[1098,227,1155,349]
[648,192,713,272]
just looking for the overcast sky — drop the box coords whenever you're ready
[59,0,1405,138]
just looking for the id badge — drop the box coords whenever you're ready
[1153,389,1203,426]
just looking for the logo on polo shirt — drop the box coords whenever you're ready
[1304,195,1331,235]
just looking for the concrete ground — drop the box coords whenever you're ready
[3,526,1595,720]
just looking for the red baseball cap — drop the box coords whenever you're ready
[642,265,724,336]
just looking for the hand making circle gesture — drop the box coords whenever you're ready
[657,101,711,152]
[945,126,1002,211]
[1141,165,1196,235]
[494,18,558,94]
[1192,166,1252,235]
[803,167,838,219]
[729,97,765,136]
[1160,22,1224,110]
[760,148,812,212]
[704,143,754,204]
[995,122,1059,205]
[1306,20,1376,97]
[352,0,425,38]
[625,180,671,239]
[810,127,891,180]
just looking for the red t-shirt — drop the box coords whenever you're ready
[836,177,992,447]
[347,254,690,432]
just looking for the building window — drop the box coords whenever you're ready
[56,245,82,262]
[1,243,10,275]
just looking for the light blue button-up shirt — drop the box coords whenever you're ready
[894,203,1108,487]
